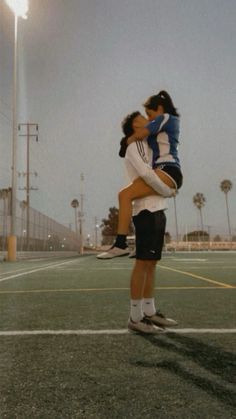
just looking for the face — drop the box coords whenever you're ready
[145,105,164,121]
[132,114,148,130]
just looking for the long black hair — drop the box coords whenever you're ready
[143,90,179,117]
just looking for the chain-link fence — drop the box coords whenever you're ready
[0,191,79,252]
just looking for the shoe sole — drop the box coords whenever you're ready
[144,315,177,328]
[149,319,178,327]
[97,253,129,259]
[128,326,165,334]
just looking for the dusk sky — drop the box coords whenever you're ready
[1,0,236,241]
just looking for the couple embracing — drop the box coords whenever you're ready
[98,90,183,334]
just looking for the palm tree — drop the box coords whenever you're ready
[220,180,233,241]
[193,193,206,239]
[71,199,79,237]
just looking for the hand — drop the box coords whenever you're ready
[127,136,137,145]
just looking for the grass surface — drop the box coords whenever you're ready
[0,252,236,418]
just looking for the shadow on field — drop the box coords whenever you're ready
[132,333,236,408]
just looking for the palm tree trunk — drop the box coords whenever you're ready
[199,208,204,240]
[225,193,232,240]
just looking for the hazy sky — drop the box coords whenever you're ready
[1,0,236,241]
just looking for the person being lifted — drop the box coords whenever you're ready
[97,90,183,259]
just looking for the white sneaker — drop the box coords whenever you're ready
[97,246,129,259]
[128,249,136,258]
[128,317,164,334]
[145,309,178,327]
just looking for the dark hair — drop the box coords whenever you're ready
[121,111,141,136]
[119,111,141,158]
[119,137,128,158]
[143,90,179,117]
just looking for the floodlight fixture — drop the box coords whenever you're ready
[5,0,28,18]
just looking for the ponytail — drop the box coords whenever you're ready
[143,90,179,117]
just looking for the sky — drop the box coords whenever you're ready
[1,0,236,242]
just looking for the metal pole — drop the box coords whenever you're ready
[26,124,30,249]
[95,217,98,248]
[3,194,8,252]
[18,122,38,251]
[173,196,179,243]
[8,14,18,261]
[75,207,78,238]
[80,173,84,255]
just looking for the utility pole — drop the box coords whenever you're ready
[70,199,79,240]
[173,195,179,243]
[5,0,29,261]
[18,123,38,250]
[94,216,99,249]
[0,188,11,252]
[79,173,84,255]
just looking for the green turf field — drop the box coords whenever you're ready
[0,252,235,418]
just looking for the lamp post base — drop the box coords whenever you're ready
[7,235,17,261]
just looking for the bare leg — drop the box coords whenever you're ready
[129,259,148,323]
[130,260,148,299]
[118,169,175,235]
[143,260,157,298]
[130,260,157,321]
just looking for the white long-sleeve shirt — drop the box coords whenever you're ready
[124,139,168,216]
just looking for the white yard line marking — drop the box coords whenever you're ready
[0,328,236,336]
[171,259,207,262]
[0,259,78,283]
[0,266,42,277]
[0,286,235,295]
[180,266,236,270]
[0,259,78,277]
[56,267,132,271]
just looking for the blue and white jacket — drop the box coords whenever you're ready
[146,113,181,169]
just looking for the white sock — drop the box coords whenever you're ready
[130,299,143,323]
[143,298,156,317]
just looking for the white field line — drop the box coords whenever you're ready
[0,259,80,277]
[179,266,236,270]
[0,266,42,277]
[171,259,207,262]
[178,261,236,265]
[0,286,235,295]
[0,328,236,336]
[0,259,79,283]
[56,267,132,271]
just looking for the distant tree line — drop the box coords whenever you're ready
[100,179,234,244]
[100,207,134,245]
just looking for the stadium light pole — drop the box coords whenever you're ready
[4,0,29,261]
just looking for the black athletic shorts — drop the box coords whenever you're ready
[156,164,183,189]
[133,209,166,260]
